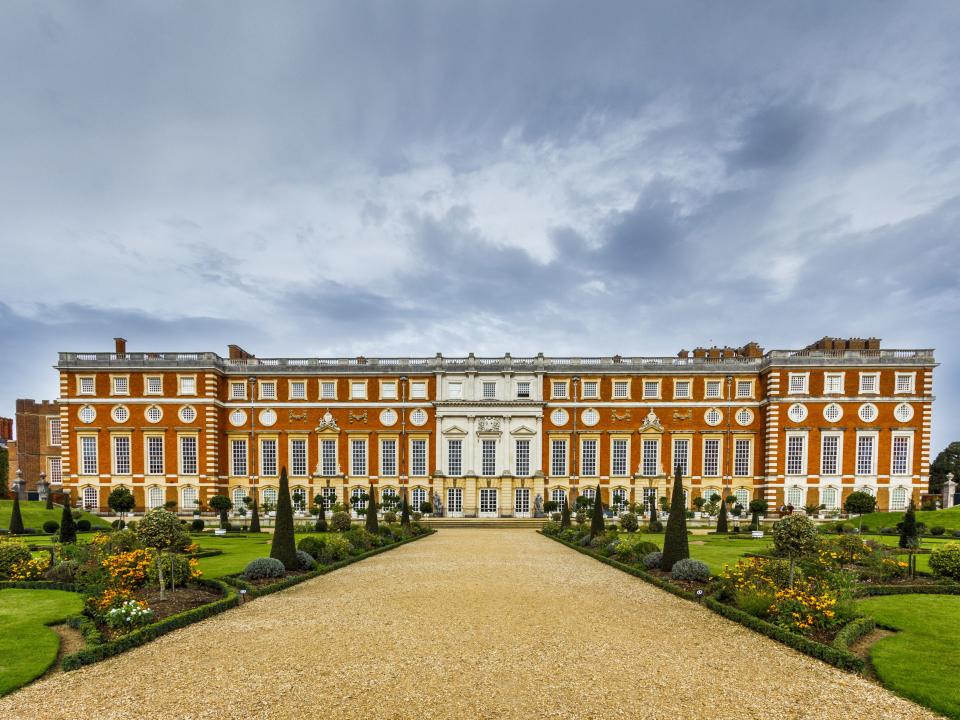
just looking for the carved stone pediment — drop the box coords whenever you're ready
[511,424,536,437]
[476,416,502,434]
[316,410,340,433]
[639,410,664,433]
[443,424,468,437]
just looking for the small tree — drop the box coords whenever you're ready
[771,514,819,587]
[400,490,411,528]
[108,485,136,527]
[9,494,25,535]
[208,494,233,529]
[693,496,706,513]
[270,467,298,570]
[249,497,261,533]
[590,486,604,537]
[648,498,659,530]
[560,502,571,529]
[365,485,379,533]
[898,500,920,578]
[660,465,690,571]
[313,494,328,532]
[59,500,77,543]
[716,496,729,534]
[748,499,766,531]
[136,508,189,600]
[844,491,877,533]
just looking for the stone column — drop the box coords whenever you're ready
[943,478,957,509]
[12,469,26,501]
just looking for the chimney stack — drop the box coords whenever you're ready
[114,337,127,355]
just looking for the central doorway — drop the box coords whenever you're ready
[478,488,498,517]
[514,488,531,517]
[447,487,463,517]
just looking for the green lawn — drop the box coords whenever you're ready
[858,594,960,719]
[617,531,773,574]
[0,500,109,534]
[194,534,276,578]
[855,505,960,533]
[0,589,85,695]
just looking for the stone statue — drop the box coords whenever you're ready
[534,493,544,518]
[433,491,443,517]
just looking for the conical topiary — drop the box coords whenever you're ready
[716,496,729,534]
[314,495,328,532]
[59,500,77,543]
[400,490,411,527]
[45,491,54,510]
[649,497,658,527]
[365,485,379,533]
[9,494,25,535]
[590,486,605,537]
[270,467,298,570]
[560,501,571,529]
[660,464,690,571]
[250,497,261,533]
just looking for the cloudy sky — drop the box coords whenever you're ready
[1,2,958,451]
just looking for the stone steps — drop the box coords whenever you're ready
[419,517,547,529]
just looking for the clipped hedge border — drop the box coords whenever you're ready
[186,548,224,559]
[832,616,876,653]
[66,613,104,647]
[61,578,238,671]
[222,529,435,598]
[541,532,865,673]
[854,583,960,597]
[0,580,78,591]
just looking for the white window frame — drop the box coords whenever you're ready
[610,438,629,477]
[447,382,463,400]
[855,432,878,476]
[380,438,398,476]
[702,438,720,477]
[77,375,96,395]
[380,381,398,400]
[290,438,308,477]
[143,435,163,476]
[642,379,661,399]
[581,380,599,399]
[178,374,197,396]
[112,435,131,476]
[894,372,915,394]
[515,439,531,476]
[704,379,722,399]
[48,456,63,484]
[260,438,278,477]
[481,439,497,477]
[410,381,427,400]
[350,438,368,476]
[48,418,62,446]
[350,381,367,400]
[580,438,598,477]
[79,435,98,475]
[111,374,130,396]
[613,379,631,399]
[447,438,463,476]
[823,372,845,394]
[320,380,337,400]
[482,381,497,399]
[890,433,913,477]
[550,438,568,477]
[641,438,659,476]
[787,372,809,395]
[230,381,247,400]
[733,438,751,477]
[179,435,199,476]
[672,438,690,476]
[673,379,691,399]
[144,375,163,395]
[320,439,337,476]
[258,380,277,400]
[735,379,753,399]
[516,381,531,399]
[820,432,843,477]
[410,438,428,477]
[231,438,248,477]
[289,380,307,400]
[859,372,880,395]
[785,432,807,476]
[551,381,568,399]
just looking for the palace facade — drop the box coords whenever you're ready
[53,337,936,518]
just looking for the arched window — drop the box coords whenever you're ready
[262,487,278,509]
[350,487,366,516]
[786,486,804,508]
[292,487,307,513]
[860,485,875,497]
[612,488,628,513]
[319,487,337,510]
[550,487,567,511]
[82,486,98,510]
[381,487,399,512]
[821,487,838,510]
[232,487,247,511]
[181,486,198,511]
[412,487,427,510]
[890,486,908,511]
[147,486,165,510]
[734,488,750,507]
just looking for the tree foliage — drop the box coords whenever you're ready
[748,498,767,531]
[365,485,379,533]
[660,465,689,571]
[771,514,819,586]
[136,508,190,599]
[716,496,729,534]
[844,491,876,533]
[270,467,298,570]
[208,494,233,529]
[400,490,411,528]
[59,500,77,543]
[930,441,960,495]
[108,486,135,521]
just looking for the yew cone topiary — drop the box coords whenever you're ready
[250,497,261,533]
[716,496,729,534]
[560,502,571,529]
[660,465,690,571]
[270,467,298,570]
[590,486,604,537]
[400,491,411,528]
[8,495,25,535]
[59,500,77,543]
[365,485,379,533]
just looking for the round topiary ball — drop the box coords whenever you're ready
[243,557,286,580]
[76,519,91,532]
[43,520,60,534]
[619,512,639,533]
[330,511,352,532]
[670,558,711,582]
[191,519,205,532]
[642,551,663,569]
[295,550,316,571]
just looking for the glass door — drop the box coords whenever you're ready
[479,488,498,517]
[447,487,463,517]
[514,488,530,517]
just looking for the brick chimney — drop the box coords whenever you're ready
[114,337,127,355]
[228,345,255,360]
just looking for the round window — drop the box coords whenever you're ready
[858,403,878,423]
[581,408,599,426]
[145,405,163,423]
[410,408,428,426]
[178,405,197,423]
[735,408,753,426]
[551,408,569,426]
[704,408,722,426]
[823,403,843,422]
[379,408,398,426]
[78,405,96,423]
[229,409,247,427]
[893,403,914,422]
[787,403,808,423]
[111,406,129,423]
[259,409,277,427]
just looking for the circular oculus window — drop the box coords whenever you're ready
[735,408,753,426]
[581,408,600,427]
[551,408,569,426]
[111,405,129,423]
[258,409,277,427]
[178,405,197,423]
[78,405,96,423]
[229,409,247,427]
[704,408,722,426]
[787,403,808,423]
[823,403,843,423]
[145,405,163,423]
[893,403,914,422]
[858,403,879,423]
[379,408,398,426]
[409,408,428,427]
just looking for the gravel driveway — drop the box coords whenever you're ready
[0,529,938,719]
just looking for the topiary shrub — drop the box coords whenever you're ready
[642,551,663,569]
[671,558,711,582]
[77,519,92,532]
[191,519,205,532]
[243,557,286,580]
[383,511,397,524]
[111,519,126,530]
[0,540,32,578]
[296,536,323,560]
[648,520,664,533]
[929,543,960,581]
[541,521,561,536]
[44,559,79,582]
[953,530,960,538]
[619,512,639,533]
[331,511,352,532]
[930,526,946,536]
[344,527,377,552]
[295,550,316,571]
[43,520,60,534]
[147,554,196,589]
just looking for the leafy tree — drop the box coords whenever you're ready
[136,508,189,599]
[400,490,411,528]
[898,500,920,578]
[660,465,689,571]
[716,496,728,534]
[270,467,297,570]
[693,496,706,512]
[9,494,25,534]
[365,485,379,533]
[208,494,233,529]
[590,486,604,537]
[313,494,327,532]
[929,441,960,495]
[108,485,135,526]
[249,497,261,533]
[560,502,571,529]
[771,514,819,586]
[59,500,77,543]
[748,499,766,531]
[844,491,876,533]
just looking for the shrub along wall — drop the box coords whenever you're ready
[541,531,865,673]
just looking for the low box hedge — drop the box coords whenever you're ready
[0,580,78,591]
[832,616,876,653]
[541,531,864,673]
[853,583,960,597]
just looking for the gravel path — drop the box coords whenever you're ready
[0,530,939,719]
